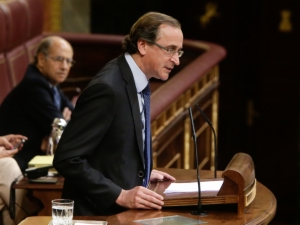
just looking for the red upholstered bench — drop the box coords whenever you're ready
[0,0,44,103]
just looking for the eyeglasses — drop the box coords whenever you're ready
[45,54,75,67]
[149,41,184,58]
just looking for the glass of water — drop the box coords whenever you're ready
[52,199,74,225]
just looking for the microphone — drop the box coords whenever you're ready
[188,107,207,216]
[195,104,218,179]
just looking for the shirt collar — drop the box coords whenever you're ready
[124,52,148,93]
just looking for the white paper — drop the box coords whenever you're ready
[164,181,223,193]
[75,223,92,225]
[74,221,107,225]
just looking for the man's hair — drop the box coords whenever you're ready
[32,37,53,65]
[122,12,181,54]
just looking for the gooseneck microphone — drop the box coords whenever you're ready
[195,104,218,179]
[188,107,207,216]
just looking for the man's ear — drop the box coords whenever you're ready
[37,52,46,67]
[36,53,48,73]
[137,39,147,56]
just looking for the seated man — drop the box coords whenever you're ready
[0,134,42,225]
[0,36,75,171]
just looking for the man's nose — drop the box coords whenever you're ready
[60,59,69,69]
[171,53,180,66]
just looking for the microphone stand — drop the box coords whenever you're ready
[188,107,207,216]
[195,104,218,179]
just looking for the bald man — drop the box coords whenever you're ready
[0,36,75,171]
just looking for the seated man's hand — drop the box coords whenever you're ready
[40,136,49,152]
[0,134,27,150]
[62,107,72,122]
[0,146,18,159]
[150,169,176,182]
[116,186,164,210]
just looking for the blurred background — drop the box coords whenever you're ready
[38,0,300,223]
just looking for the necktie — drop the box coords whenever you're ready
[52,86,61,110]
[142,84,151,187]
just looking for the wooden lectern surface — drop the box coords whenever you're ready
[16,168,276,225]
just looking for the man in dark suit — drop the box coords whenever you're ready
[0,36,74,171]
[53,12,184,216]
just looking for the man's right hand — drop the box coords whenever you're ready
[116,186,164,210]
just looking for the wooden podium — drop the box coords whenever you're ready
[17,153,276,224]
[150,153,257,214]
[14,152,276,225]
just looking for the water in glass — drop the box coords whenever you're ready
[52,199,73,225]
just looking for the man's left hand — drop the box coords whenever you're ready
[150,169,176,182]
[62,107,72,121]
[0,134,27,150]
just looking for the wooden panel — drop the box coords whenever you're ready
[152,64,220,171]
[42,0,62,32]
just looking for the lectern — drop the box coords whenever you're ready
[217,152,256,214]
[151,152,256,214]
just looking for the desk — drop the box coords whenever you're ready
[13,176,64,216]
[15,168,276,224]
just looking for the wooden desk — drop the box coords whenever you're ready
[13,176,64,216]
[15,168,276,224]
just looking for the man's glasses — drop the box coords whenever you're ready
[149,41,184,58]
[45,54,75,67]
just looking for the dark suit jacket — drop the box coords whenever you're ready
[53,54,151,216]
[0,65,74,171]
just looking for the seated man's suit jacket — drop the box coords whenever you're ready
[0,65,74,171]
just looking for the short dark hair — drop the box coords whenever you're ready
[122,12,181,54]
[32,37,53,65]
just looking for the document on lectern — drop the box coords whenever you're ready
[134,215,207,224]
[164,180,223,193]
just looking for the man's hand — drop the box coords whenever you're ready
[150,169,176,182]
[62,107,72,121]
[0,146,18,159]
[0,134,27,150]
[40,136,49,152]
[116,186,164,209]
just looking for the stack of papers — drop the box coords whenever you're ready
[164,181,223,193]
[28,155,57,174]
[28,155,54,168]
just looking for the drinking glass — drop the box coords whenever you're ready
[52,199,74,225]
